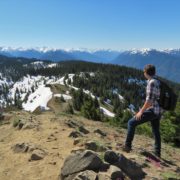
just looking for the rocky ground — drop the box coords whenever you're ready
[0,98,180,179]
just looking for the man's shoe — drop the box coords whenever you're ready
[122,145,132,153]
[154,151,161,158]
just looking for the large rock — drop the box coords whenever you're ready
[60,150,103,180]
[85,141,98,151]
[104,150,119,164]
[115,154,146,180]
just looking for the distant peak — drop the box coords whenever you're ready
[126,48,156,55]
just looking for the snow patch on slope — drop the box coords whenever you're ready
[100,107,115,117]
[54,94,72,100]
[22,85,52,112]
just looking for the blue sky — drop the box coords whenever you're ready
[0,0,180,50]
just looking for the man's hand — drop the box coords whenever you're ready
[135,111,143,120]
[135,101,152,120]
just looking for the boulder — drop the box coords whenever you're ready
[104,150,119,164]
[60,150,103,180]
[115,154,146,180]
[85,141,98,151]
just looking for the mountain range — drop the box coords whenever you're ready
[0,47,180,82]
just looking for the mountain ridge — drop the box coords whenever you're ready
[1,47,180,82]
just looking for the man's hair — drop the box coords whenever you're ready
[144,64,156,76]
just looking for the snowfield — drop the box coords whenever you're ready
[0,73,120,117]
[9,75,45,102]
[22,85,53,112]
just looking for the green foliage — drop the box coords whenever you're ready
[109,109,132,128]
[72,88,84,111]
[120,110,133,128]
[81,97,101,121]
[160,171,179,179]
[136,123,152,137]
[72,89,101,121]
[160,112,178,143]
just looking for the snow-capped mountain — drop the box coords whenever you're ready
[111,49,180,83]
[1,47,180,82]
[0,47,120,62]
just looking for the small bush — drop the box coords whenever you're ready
[136,123,152,137]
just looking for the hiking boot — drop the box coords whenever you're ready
[154,151,161,158]
[122,145,132,153]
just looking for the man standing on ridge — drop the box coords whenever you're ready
[123,64,162,157]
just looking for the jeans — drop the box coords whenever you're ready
[125,109,161,155]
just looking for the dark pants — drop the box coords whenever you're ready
[125,109,161,155]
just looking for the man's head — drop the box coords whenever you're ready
[144,64,156,78]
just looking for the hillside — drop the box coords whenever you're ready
[0,58,180,178]
[0,89,180,179]
[0,59,180,146]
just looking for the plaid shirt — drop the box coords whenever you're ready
[146,77,161,115]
